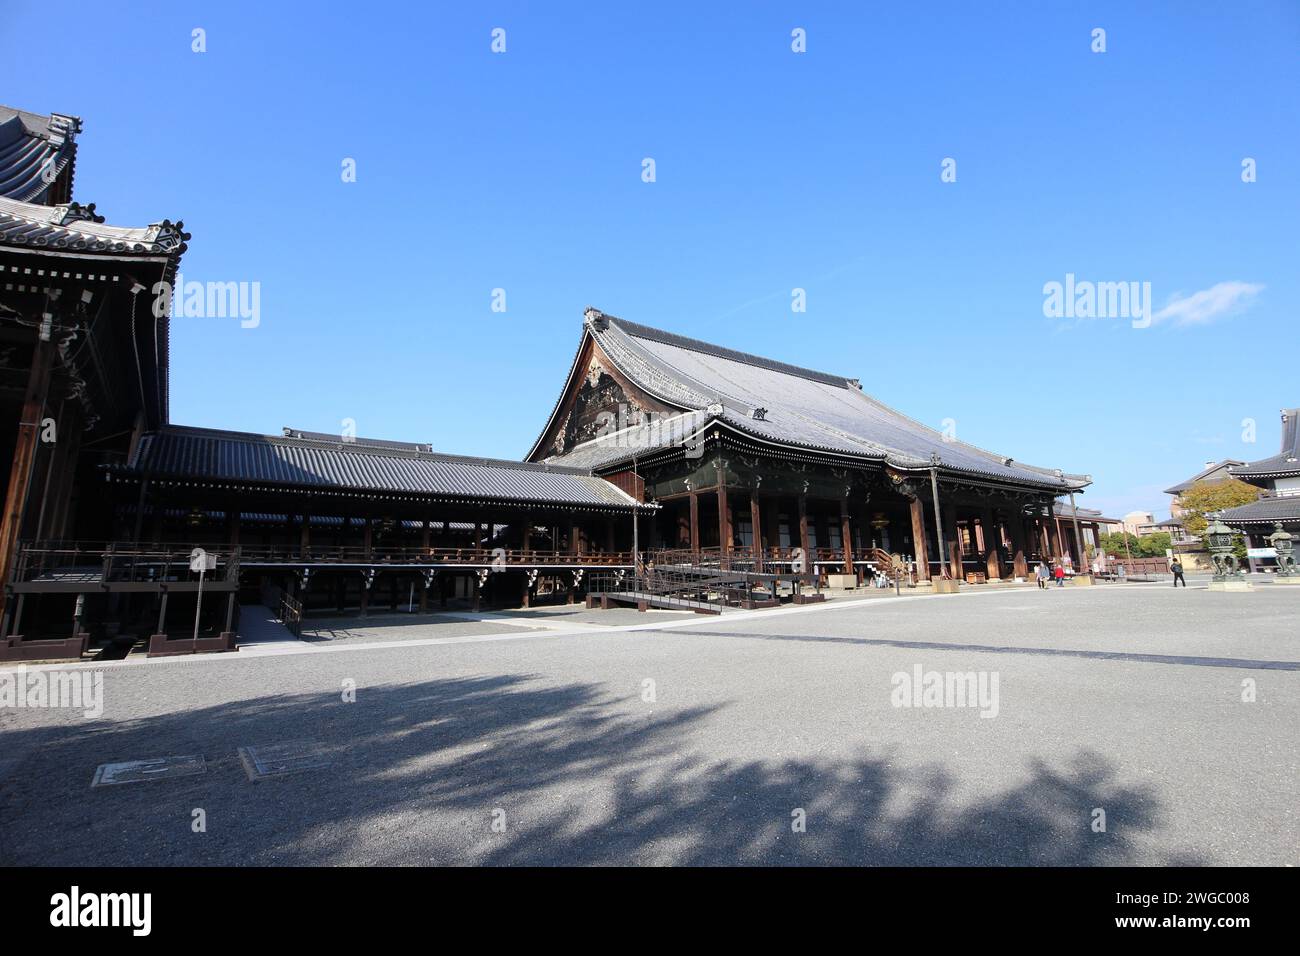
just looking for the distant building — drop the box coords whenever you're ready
[1120,510,1155,537]
[1139,516,1196,548]
[1163,459,1247,520]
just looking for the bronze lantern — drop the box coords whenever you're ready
[1267,522,1295,577]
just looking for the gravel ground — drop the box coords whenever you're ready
[0,582,1295,866]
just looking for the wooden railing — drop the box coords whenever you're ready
[650,546,897,575]
[229,544,634,566]
[12,541,241,586]
[11,540,635,572]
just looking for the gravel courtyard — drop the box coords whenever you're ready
[1,582,1295,866]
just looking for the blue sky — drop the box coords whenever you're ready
[4,1,1297,519]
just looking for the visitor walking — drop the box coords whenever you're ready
[1054,563,1066,587]
[1036,561,1050,589]
[1171,557,1186,588]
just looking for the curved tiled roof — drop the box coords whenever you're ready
[1219,497,1300,525]
[110,425,646,511]
[539,309,1089,492]
[1230,409,1300,482]
[0,196,189,257]
[0,107,79,203]
[1164,459,1246,495]
[1053,502,1121,523]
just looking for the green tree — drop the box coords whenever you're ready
[1135,531,1171,557]
[1099,531,1138,556]
[1098,530,1170,558]
[1176,478,1260,536]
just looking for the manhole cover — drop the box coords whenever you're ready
[238,741,332,781]
[92,755,207,787]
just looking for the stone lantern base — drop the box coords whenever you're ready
[1208,579,1254,592]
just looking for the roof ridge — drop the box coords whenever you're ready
[598,311,853,388]
[160,424,598,475]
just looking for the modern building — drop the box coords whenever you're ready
[1119,510,1155,537]
[0,102,1098,660]
[1163,459,1247,523]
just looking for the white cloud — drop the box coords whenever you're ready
[1152,281,1263,327]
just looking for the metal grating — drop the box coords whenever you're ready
[238,741,333,781]
[92,755,206,787]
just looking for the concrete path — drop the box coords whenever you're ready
[236,605,319,654]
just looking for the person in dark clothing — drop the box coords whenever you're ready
[1171,558,1186,587]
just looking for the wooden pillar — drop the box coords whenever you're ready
[689,490,700,552]
[1009,513,1029,578]
[605,518,615,553]
[570,522,580,555]
[0,337,55,620]
[131,477,151,543]
[943,503,961,579]
[153,589,169,639]
[363,517,373,557]
[983,509,1002,580]
[717,489,731,558]
[751,492,763,565]
[223,592,236,635]
[421,517,431,554]
[227,508,241,548]
[798,494,811,562]
[840,497,853,573]
[40,401,83,543]
[300,513,311,558]
[909,496,930,581]
[520,512,531,558]
[1040,515,1060,561]
[766,498,781,556]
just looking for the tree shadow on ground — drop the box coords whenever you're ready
[0,674,1189,866]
